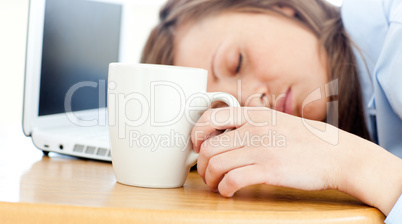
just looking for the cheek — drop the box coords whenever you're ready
[206,76,219,92]
[206,78,243,105]
[297,64,329,121]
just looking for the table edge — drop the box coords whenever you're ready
[0,201,385,224]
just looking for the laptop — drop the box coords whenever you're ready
[23,0,131,161]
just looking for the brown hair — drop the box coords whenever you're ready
[141,0,371,140]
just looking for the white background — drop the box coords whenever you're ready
[0,0,29,127]
[0,0,342,127]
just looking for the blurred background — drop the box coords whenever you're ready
[0,0,165,128]
[0,0,343,128]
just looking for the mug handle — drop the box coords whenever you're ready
[186,92,241,167]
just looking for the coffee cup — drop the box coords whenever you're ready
[107,63,240,188]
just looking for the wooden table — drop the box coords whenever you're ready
[0,124,385,223]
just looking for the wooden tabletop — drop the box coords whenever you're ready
[0,124,385,223]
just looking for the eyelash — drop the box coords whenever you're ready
[235,53,243,74]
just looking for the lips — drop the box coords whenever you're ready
[275,88,293,115]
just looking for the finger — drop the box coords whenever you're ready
[218,165,266,197]
[204,147,257,192]
[197,129,246,179]
[191,107,244,153]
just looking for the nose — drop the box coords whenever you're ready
[242,81,270,108]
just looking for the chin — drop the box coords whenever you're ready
[301,105,327,121]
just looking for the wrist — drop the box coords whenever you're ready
[335,131,402,215]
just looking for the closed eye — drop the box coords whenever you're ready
[235,53,243,74]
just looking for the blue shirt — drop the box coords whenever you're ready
[342,0,402,223]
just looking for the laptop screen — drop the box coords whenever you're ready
[38,0,121,116]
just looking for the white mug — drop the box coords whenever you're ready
[107,63,240,188]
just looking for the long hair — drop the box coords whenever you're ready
[141,0,371,140]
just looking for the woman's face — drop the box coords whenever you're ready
[174,9,329,121]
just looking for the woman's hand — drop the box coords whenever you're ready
[191,107,402,216]
[191,107,341,196]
